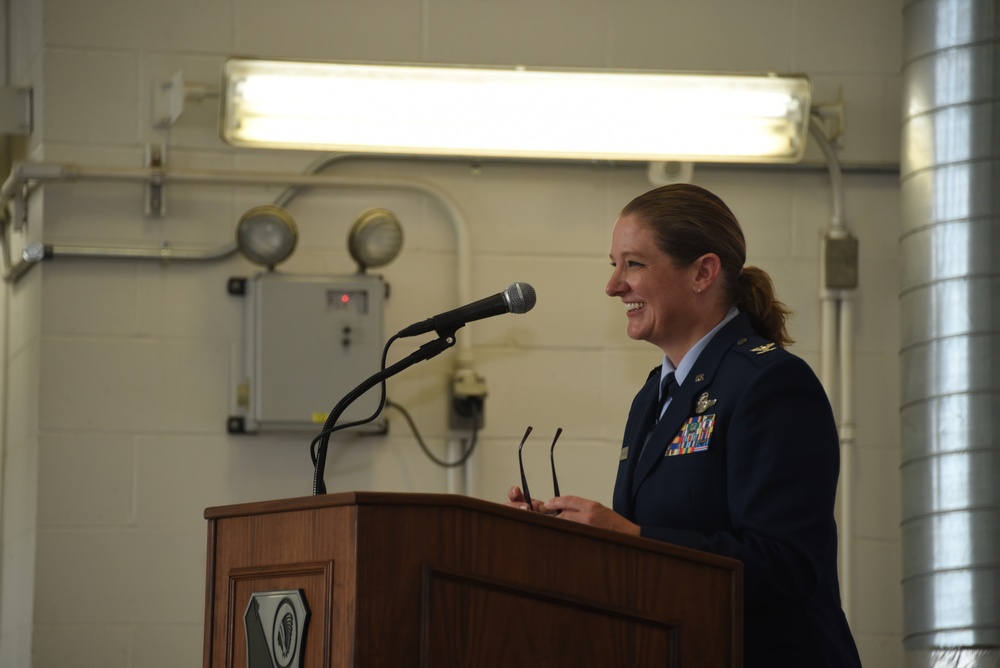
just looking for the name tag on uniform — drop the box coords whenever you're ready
[665,414,715,456]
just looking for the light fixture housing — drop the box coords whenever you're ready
[236,205,298,269]
[220,58,812,163]
[347,208,404,272]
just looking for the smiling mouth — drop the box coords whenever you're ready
[626,302,646,312]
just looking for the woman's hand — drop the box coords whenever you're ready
[506,485,550,513]
[543,495,641,536]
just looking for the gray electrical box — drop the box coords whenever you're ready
[824,235,859,290]
[232,272,388,434]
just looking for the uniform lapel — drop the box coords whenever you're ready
[630,313,756,495]
[612,370,659,517]
[631,378,698,494]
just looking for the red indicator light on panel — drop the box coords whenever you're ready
[340,294,350,304]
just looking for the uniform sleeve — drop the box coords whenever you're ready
[638,355,840,603]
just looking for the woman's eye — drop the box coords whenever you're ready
[627,260,644,268]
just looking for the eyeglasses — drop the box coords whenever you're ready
[517,426,563,513]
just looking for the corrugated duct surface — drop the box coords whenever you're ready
[900,0,1000,665]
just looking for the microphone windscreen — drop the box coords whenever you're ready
[505,282,537,314]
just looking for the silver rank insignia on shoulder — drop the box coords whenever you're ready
[619,446,629,461]
[695,392,717,414]
[751,342,777,354]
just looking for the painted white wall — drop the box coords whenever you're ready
[0,0,904,666]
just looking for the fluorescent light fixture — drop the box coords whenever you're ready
[220,58,812,163]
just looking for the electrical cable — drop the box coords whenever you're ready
[309,332,398,468]
[385,399,480,468]
[311,331,456,494]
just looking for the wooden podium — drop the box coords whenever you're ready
[203,492,742,667]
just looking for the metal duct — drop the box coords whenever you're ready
[900,0,1000,666]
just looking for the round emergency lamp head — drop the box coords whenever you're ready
[236,205,299,270]
[347,207,404,273]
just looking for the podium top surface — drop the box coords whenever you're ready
[204,491,740,572]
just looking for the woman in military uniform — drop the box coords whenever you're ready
[510,183,862,668]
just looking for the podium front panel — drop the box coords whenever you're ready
[422,566,677,665]
[204,492,742,668]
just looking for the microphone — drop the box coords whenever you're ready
[397,282,536,338]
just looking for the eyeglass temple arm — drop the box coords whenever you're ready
[550,427,563,497]
[517,426,534,509]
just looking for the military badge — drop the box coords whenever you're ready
[695,392,717,414]
[751,342,777,354]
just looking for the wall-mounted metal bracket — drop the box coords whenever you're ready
[152,70,219,128]
[153,70,186,128]
[0,86,32,135]
[9,180,27,232]
[145,143,166,217]
[811,88,846,145]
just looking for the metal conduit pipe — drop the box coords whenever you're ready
[1,238,239,282]
[22,239,238,261]
[808,115,857,625]
[809,114,858,625]
[900,0,1000,665]
[0,162,475,367]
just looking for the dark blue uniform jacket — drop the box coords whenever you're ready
[613,312,862,667]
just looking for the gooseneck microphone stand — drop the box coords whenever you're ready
[311,332,457,495]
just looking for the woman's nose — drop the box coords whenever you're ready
[605,269,623,297]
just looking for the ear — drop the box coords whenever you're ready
[692,253,722,292]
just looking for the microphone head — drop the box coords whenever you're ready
[503,282,537,314]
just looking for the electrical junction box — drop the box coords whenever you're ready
[232,272,388,434]
[824,235,859,290]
